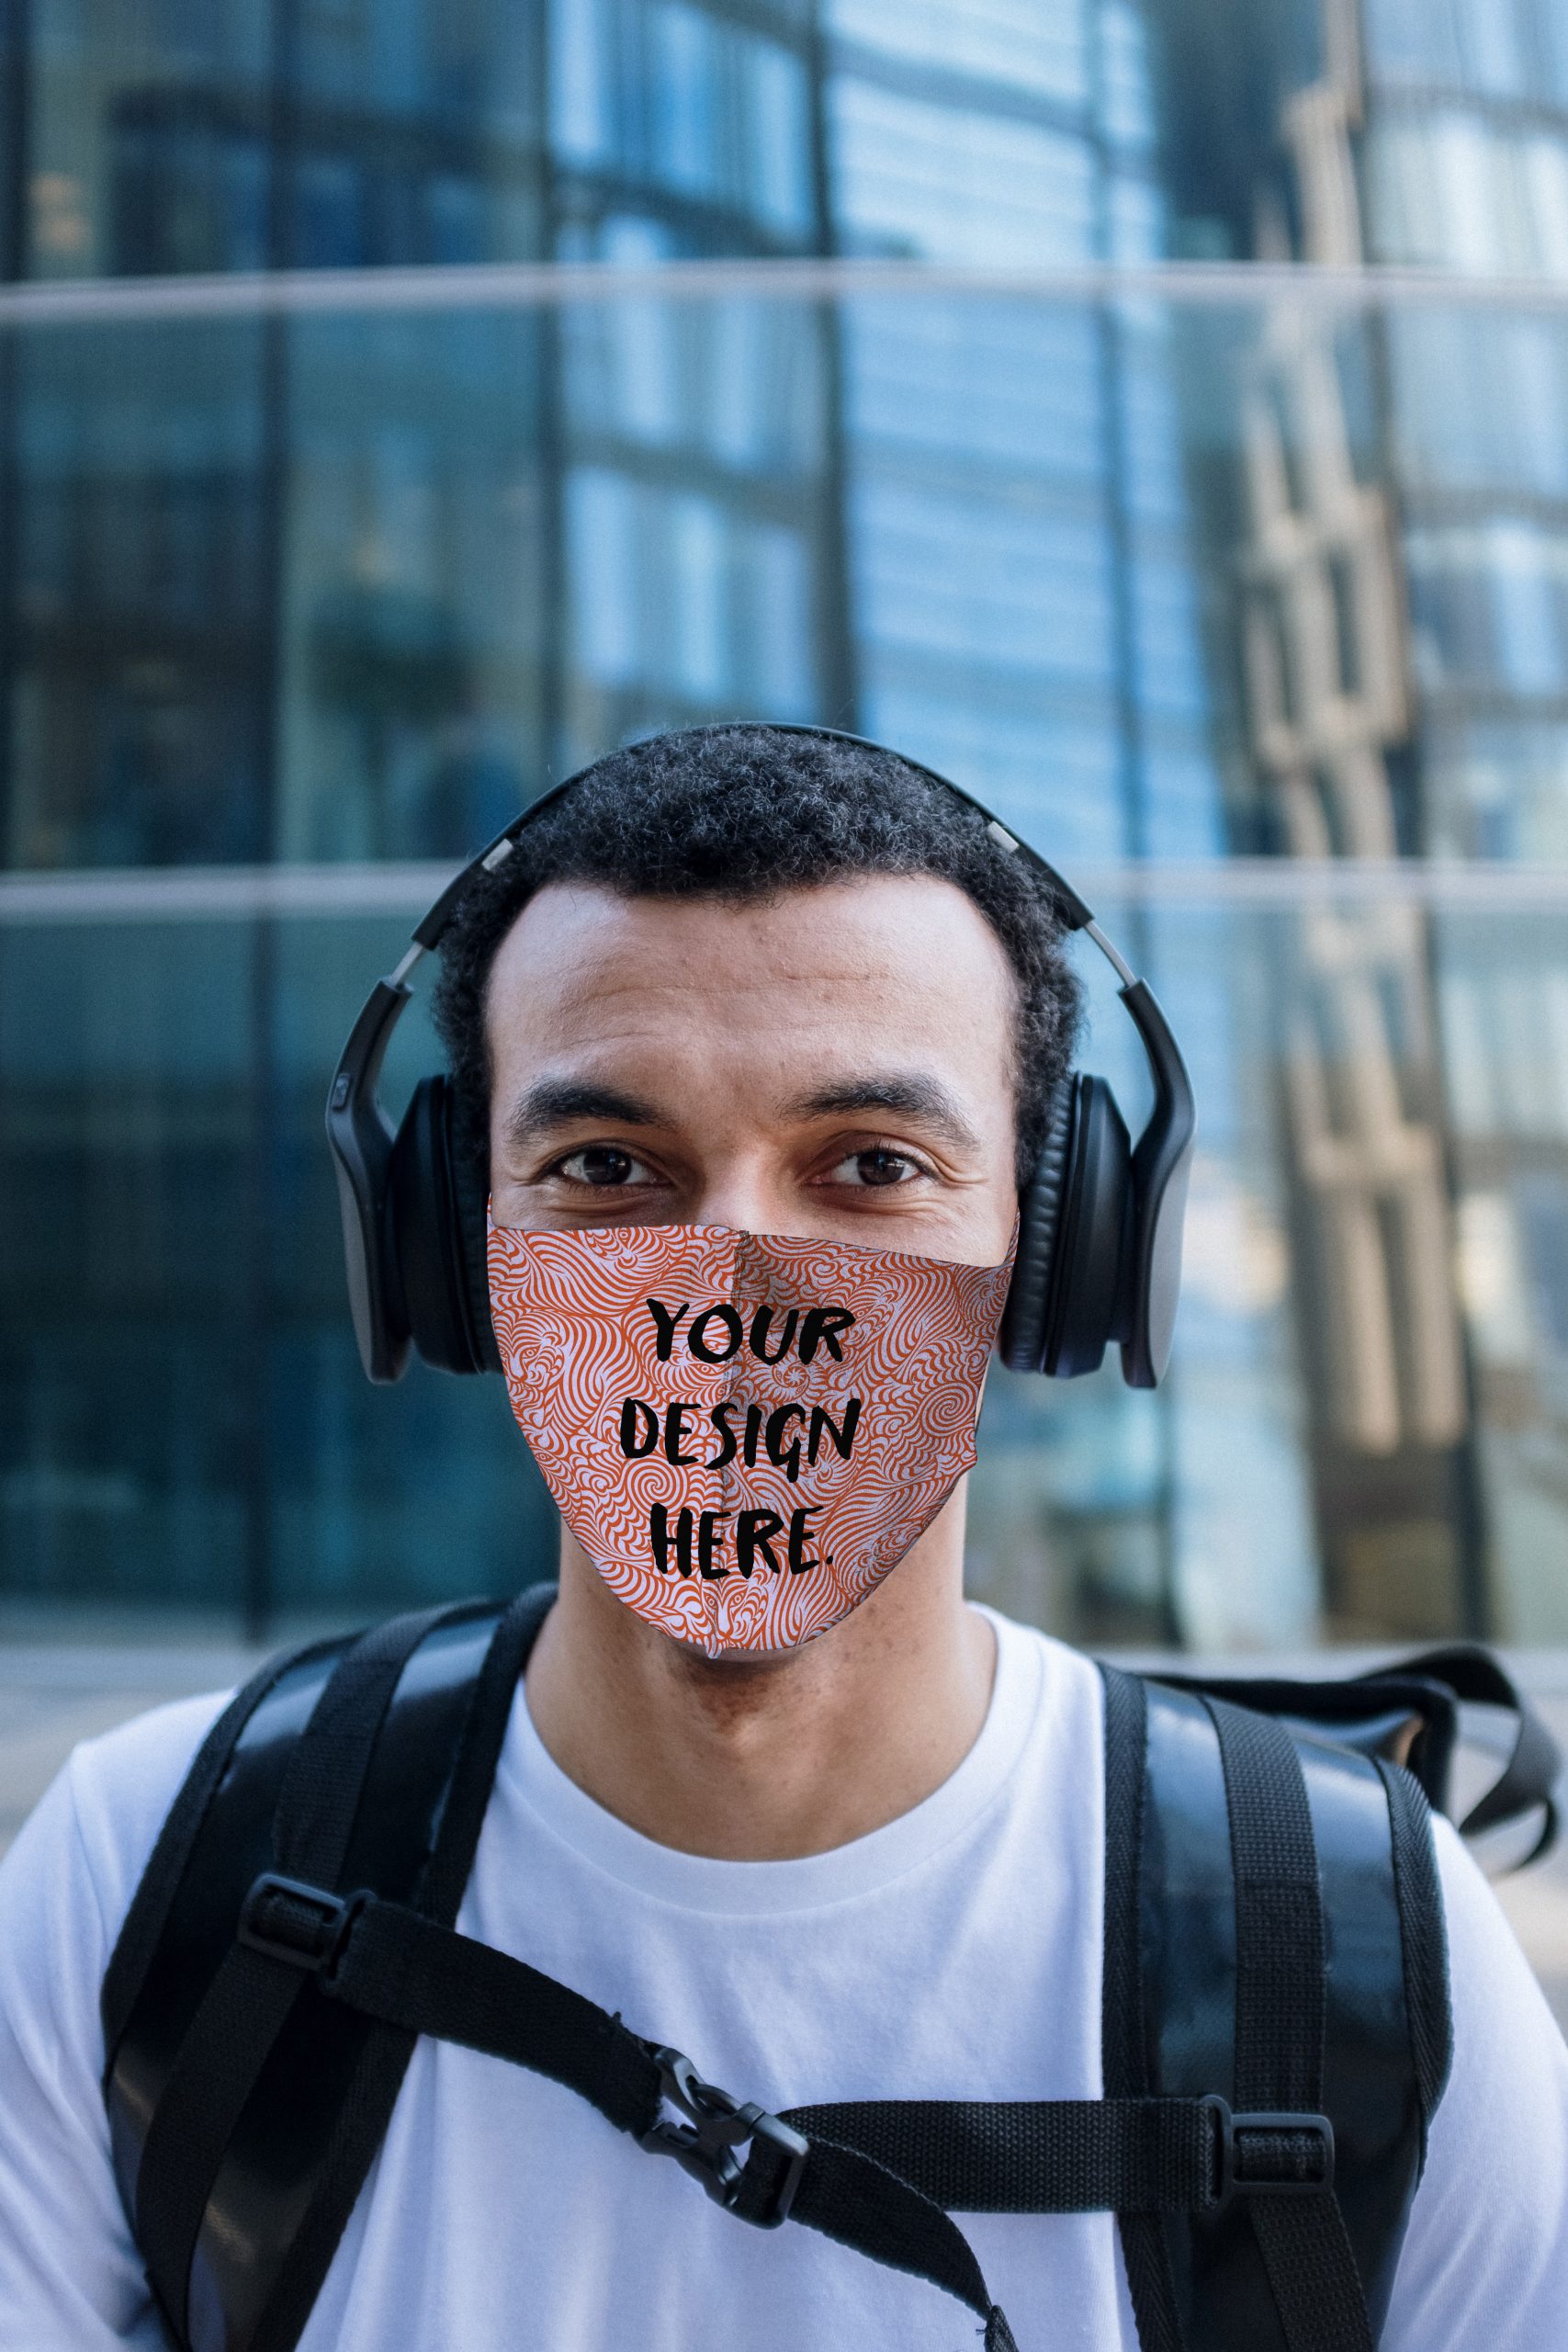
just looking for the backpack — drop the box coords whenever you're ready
[100,1585,1561,2352]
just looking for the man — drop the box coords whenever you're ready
[1,725,1564,2349]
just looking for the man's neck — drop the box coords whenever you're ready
[523,1500,996,1860]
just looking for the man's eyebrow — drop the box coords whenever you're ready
[782,1075,980,1150]
[503,1079,663,1149]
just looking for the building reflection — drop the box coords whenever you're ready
[2,0,1567,1648]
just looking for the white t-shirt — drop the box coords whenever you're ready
[1,1610,1564,2351]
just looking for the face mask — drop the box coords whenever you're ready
[489,1217,1015,1657]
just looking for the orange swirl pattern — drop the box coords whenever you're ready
[488,1218,1015,1656]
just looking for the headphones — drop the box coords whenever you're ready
[327,726,1196,1393]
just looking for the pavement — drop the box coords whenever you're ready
[1,1642,1565,2036]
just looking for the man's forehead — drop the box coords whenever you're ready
[485,871,1016,1006]
[482,874,1017,1116]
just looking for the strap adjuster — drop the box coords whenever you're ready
[237,1872,365,1977]
[638,2044,808,2228]
[1205,2097,1336,2203]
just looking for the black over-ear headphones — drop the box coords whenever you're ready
[327,726,1196,1392]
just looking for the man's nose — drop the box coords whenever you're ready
[686,1158,786,1235]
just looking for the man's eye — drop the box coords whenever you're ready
[828,1148,924,1189]
[553,1146,655,1188]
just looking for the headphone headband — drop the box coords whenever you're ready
[327,724,1195,1391]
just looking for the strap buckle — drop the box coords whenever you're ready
[237,1872,365,1977]
[1205,2097,1336,2203]
[638,2044,808,2229]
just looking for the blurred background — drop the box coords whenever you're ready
[2,0,1568,1693]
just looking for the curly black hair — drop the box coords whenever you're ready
[431,724,1082,1190]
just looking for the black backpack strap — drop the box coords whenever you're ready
[104,1585,551,2352]
[1372,1757,1451,2162]
[101,1634,347,2081]
[1100,1663,1186,2352]
[1113,1666,1451,2352]
[245,1888,1026,2350]
[1362,1645,1560,1858]
[1205,1697,1371,2352]
[133,1604,457,2338]
[231,1867,1329,2352]
[246,1585,549,2352]
[1156,1643,1562,1863]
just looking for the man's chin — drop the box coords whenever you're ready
[669,1629,809,1671]
[704,1637,807,1666]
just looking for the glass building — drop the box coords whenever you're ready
[2,0,1566,1651]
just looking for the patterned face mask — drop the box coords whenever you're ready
[488,1217,1015,1657]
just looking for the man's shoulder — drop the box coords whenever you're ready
[0,1687,231,2121]
[979,1605,1107,1721]
[978,1603,1099,1671]
[13,1688,233,1950]
[967,1605,1107,1823]
[1383,1810,1568,2344]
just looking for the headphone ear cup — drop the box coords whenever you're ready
[445,1084,502,1374]
[387,1075,494,1374]
[1047,1077,1132,1379]
[999,1081,1077,1374]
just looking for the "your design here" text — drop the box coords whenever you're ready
[617,1296,864,1579]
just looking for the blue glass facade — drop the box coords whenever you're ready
[3,0,1568,1648]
